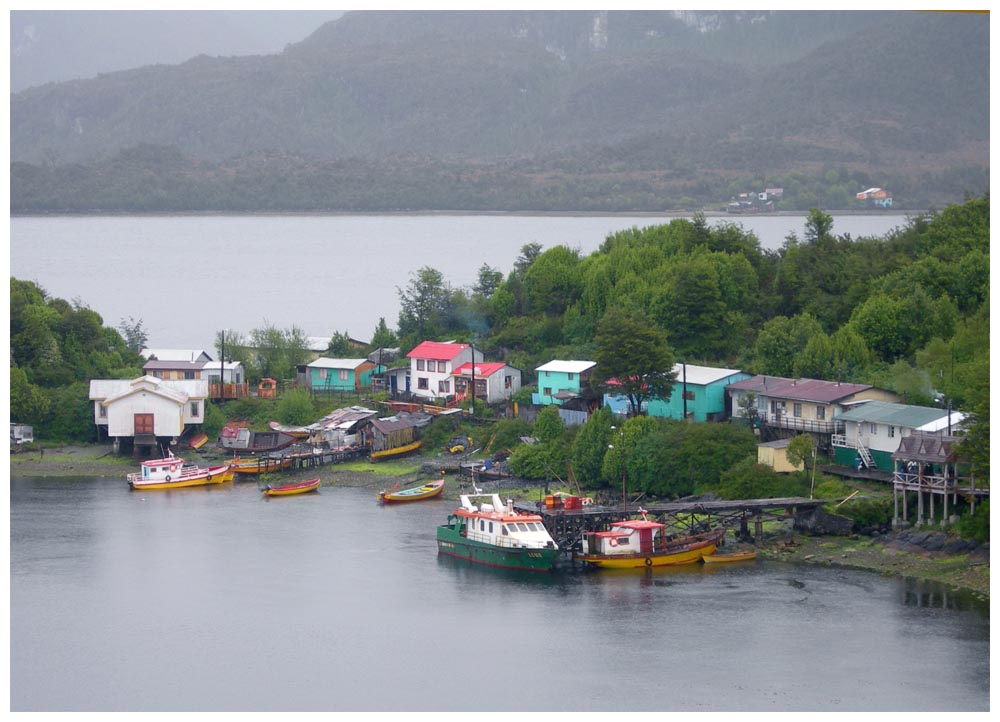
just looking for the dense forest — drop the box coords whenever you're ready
[11,10,988,213]
[10,197,990,504]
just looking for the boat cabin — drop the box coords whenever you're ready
[581,519,666,556]
[452,494,558,551]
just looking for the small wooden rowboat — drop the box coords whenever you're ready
[702,550,757,564]
[263,478,321,497]
[378,478,445,504]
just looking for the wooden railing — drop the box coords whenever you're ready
[209,383,249,399]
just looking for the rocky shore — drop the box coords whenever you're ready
[12,443,989,597]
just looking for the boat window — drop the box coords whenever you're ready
[618,537,631,546]
[489,522,493,533]
[517,523,529,532]
[480,520,485,531]
[502,525,509,536]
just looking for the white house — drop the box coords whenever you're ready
[89,375,209,455]
[406,341,482,400]
[451,361,522,404]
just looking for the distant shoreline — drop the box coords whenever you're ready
[10,209,921,219]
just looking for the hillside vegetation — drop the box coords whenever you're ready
[11,10,988,213]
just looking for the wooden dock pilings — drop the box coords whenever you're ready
[513,496,823,553]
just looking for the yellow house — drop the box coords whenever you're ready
[757,438,803,473]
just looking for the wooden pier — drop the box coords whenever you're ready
[513,496,823,553]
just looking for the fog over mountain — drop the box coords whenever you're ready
[10,10,344,92]
[9,9,989,213]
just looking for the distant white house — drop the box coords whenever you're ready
[89,375,208,455]
[451,361,522,404]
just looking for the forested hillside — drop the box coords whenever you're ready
[8,196,990,493]
[11,10,988,212]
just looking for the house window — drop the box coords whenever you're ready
[545,371,550,377]
[438,380,450,393]
[317,368,328,380]
[870,423,878,435]
[339,369,349,381]
[889,425,896,438]
[98,403,107,418]
[184,371,195,380]
[190,401,200,418]
[567,372,575,381]
[793,403,802,418]
[504,375,512,389]
[438,361,448,372]
[543,387,552,396]
[417,377,429,390]
[416,359,425,371]
[816,406,826,420]
[683,391,695,401]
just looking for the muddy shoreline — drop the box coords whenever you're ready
[11,444,988,597]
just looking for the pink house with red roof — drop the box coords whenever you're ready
[406,341,482,400]
[452,361,522,404]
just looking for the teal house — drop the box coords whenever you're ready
[306,358,377,392]
[532,360,597,406]
[603,363,751,422]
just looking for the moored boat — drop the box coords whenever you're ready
[370,439,422,461]
[575,515,724,569]
[231,456,293,475]
[268,421,311,438]
[378,478,445,504]
[702,550,757,564]
[436,493,559,572]
[127,452,232,491]
[262,478,321,497]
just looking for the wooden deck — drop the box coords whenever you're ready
[513,496,823,553]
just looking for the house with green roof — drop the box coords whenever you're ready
[831,400,966,471]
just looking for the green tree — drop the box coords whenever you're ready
[117,316,149,353]
[326,331,353,356]
[533,405,565,444]
[571,406,614,485]
[522,245,582,315]
[275,387,317,426]
[751,313,823,377]
[369,317,398,350]
[786,434,816,471]
[248,323,309,381]
[397,266,453,344]
[593,307,676,417]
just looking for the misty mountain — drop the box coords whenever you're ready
[10,10,989,213]
[10,10,344,92]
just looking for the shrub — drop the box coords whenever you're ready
[955,501,989,542]
[833,497,892,530]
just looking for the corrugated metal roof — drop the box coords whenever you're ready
[142,359,207,370]
[726,375,874,403]
[452,362,507,377]
[407,341,468,360]
[674,363,748,386]
[140,348,213,362]
[307,358,369,369]
[835,400,950,428]
[370,415,419,433]
[535,360,596,374]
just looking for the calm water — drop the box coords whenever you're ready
[10,474,989,712]
[9,213,911,352]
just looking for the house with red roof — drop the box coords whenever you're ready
[726,374,898,447]
[451,361,522,404]
[406,341,482,400]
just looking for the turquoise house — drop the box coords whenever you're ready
[532,360,597,406]
[306,358,377,392]
[604,363,751,421]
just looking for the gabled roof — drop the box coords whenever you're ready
[674,363,748,386]
[142,359,207,371]
[407,341,469,361]
[726,375,875,403]
[311,405,379,430]
[452,362,508,378]
[536,360,596,374]
[891,434,963,463]
[141,348,213,362]
[307,357,370,370]
[369,415,420,434]
[835,400,957,429]
[99,376,189,406]
[201,360,244,371]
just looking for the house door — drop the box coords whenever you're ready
[134,413,154,435]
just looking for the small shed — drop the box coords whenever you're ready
[367,415,422,459]
[757,438,803,473]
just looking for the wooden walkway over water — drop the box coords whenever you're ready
[513,496,823,553]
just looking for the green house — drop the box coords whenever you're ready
[532,360,597,406]
[603,363,751,421]
[307,358,376,392]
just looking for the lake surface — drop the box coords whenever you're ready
[10,474,989,712]
[9,213,911,352]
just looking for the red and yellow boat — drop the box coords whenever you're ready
[262,478,321,497]
[231,456,293,475]
[127,453,232,491]
[575,517,724,569]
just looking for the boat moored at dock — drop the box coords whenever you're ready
[574,514,724,569]
[437,493,559,572]
[126,452,232,491]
